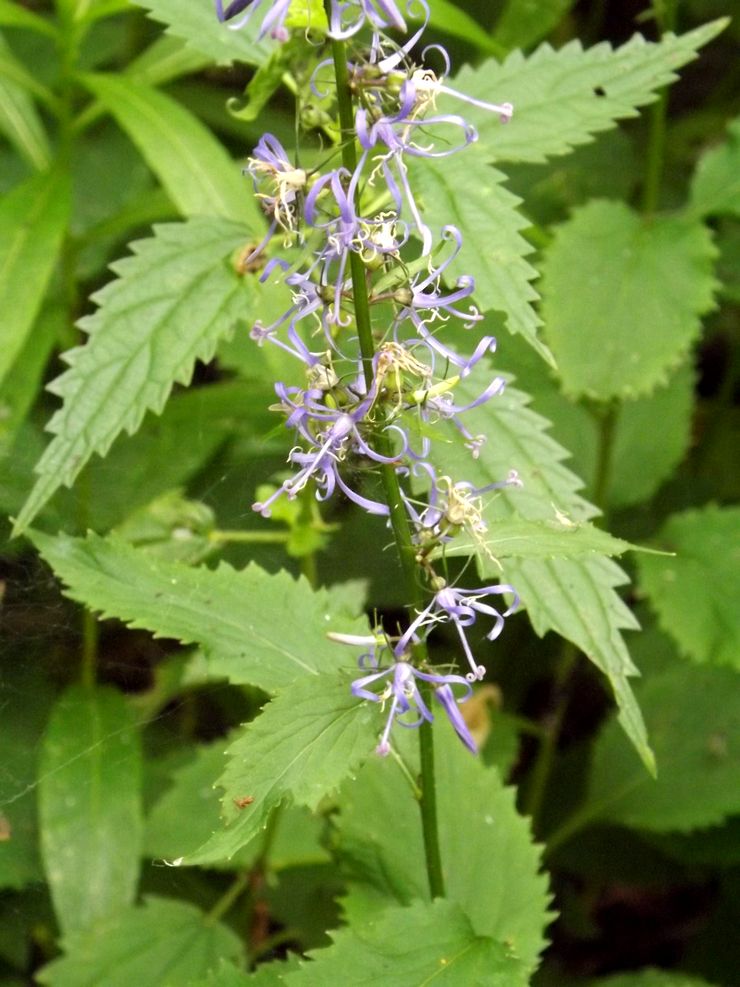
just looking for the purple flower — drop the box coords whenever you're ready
[396,582,519,682]
[328,0,410,39]
[246,134,307,238]
[351,658,475,755]
[215,0,291,39]
[252,379,406,518]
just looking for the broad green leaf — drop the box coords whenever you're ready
[412,155,550,363]
[451,20,727,164]
[412,0,501,54]
[497,337,695,510]
[145,740,329,869]
[37,896,243,987]
[690,116,740,219]
[541,200,716,400]
[0,170,70,389]
[31,531,366,692]
[131,0,272,66]
[589,971,719,987]
[338,726,552,974]
[430,374,652,771]
[114,490,217,564]
[494,0,576,52]
[583,663,740,832]
[14,218,253,533]
[0,0,57,35]
[82,74,259,226]
[38,686,142,936]
[188,962,253,987]
[637,506,740,669]
[286,899,527,985]
[0,34,50,168]
[127,34,211,87]
[185,673,376,865]
[436,516,633,563]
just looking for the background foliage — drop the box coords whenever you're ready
[0,0,737,984]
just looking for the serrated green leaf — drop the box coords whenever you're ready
[145,740,329,869]
[497,336,695,510]
[31,531,366,691]
[690,116,740,218]
[14,218,253,533]
[412,155,550,363]
[584,663,740,832]
[0,170,70,389]
[337,726,552,974]
[436,516,633,563]
[504,555,652,773]
[187,961,253,987]
[541,200,716,400]
[38,686,142,936]
[494,0,576,52]
[589,970,720,987]
[131,0,272,66]
[185,673,376,865]
[637,506,740,669]
[451,20,727,164]
[82,73,259,227]
[287,899,527,985]
[429,374,652,771]
[36,896,243,987]
[0,33,50,168]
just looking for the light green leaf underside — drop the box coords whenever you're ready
[14,218,253,533]
[451,20,727,164]
[494,0,577,52]
[541,200,717,400]
[38,686,142,937]
[145,739,330,870]
[31,531,367,693]
[437,516,633,563]
[413,155,550,363]
[82,73,260,227]
[286,899,527,986]
[0,33,50,168]
[131,0,273,66]
[690,115,740,218]
[186,673,377,865]
[430,374,652,771]
[0,169,70,389]
[338,726,552,974]
[637,505,740,669]
[37,896,243,987]
[587,662,740,832]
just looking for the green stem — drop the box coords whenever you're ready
[521,643,578,829]
[326,19,445,900]
[592,402,619,518]
[205,871,251,926]
[80,609,98,689]
[641,0,678,214]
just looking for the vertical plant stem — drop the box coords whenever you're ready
[326,19,445,900]
[592,402,619,518]
[642,0,678,214]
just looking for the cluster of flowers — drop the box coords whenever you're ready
[217,0,519,756]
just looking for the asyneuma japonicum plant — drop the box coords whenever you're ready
[219,0,519,767]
